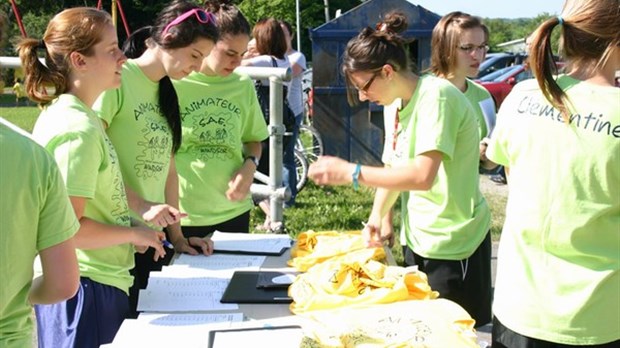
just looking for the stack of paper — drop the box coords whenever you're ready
[211,231,293,255]
[137,254,265,312]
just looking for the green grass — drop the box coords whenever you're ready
[0,105,40,131]
[2,104,507,267]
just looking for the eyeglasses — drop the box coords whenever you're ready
[458,44,489,54]
[163,9,216,36]
[355,71,380,93]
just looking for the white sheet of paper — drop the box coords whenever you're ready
[174,253,264,270]
[211,326,303,348]
[107,313,244,348]
[137,277,237,312]
[479,98,497,137]
[211,231,292,254]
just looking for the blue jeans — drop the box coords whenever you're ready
[282,113,302,207]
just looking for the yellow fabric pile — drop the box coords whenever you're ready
[298,299,478,348]
[288,230,373,272]
[289,249,438,314]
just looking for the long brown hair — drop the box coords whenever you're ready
[17,8,112,105]
[529,0,620,122]
[252,18,287,59]
[429,11,489,79]
[342,11,411,105]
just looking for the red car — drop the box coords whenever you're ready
[477,64,532,109]
[478,63,565,109]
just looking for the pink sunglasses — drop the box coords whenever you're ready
[163,8,216,35]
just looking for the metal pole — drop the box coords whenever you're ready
[323,0,330,22]
[9,0,27,38]
[268,75,285,233]
[111,0,117,28]
[295,0,301,52]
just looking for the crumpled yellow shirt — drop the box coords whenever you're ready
[289,248,438,314]
[288,230,380,272]
[298,299,478,348]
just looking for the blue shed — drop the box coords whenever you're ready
[309,0,440,165]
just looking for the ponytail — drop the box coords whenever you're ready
[529,18,568,121]
[158,76,182,153]
[17,38,68,105]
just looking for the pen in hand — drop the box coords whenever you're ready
[162,239,174,249]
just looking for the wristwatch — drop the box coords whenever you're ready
[245,155,260,167]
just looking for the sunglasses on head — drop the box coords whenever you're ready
[163,8,216,35]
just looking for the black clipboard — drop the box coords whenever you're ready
[256,271,298,289]
[207,325,303,348]
[213,247,288,256]
[220,271,292,303]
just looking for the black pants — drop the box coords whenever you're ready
[127,228,175,319]
[182,210,251,238]
[492,317,620,348]
[405,232,492,327]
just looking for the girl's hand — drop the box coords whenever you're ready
[131,227,167,261]
[141,204,187,227]
[308,156,356,186]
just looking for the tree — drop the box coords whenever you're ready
[238,0,360,61]
[484,13,560,53]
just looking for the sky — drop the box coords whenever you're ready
[410,0,566,19]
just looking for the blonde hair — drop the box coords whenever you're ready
[429,11,489,79]
[17,8,112,105]
[529,0,620,121]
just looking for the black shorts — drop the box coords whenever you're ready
[181,210,251,238]
[492,317,620,348]
[404,232,492,327]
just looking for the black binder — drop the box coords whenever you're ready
[220,271,292,304]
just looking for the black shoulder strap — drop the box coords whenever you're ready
[270,56,278,67]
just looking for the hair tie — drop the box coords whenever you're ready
[375,22,394,35]
[37,40,46,50]
[557,16,564,25]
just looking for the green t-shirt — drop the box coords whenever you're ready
[463,79,494,139]
[93,59,172,205]
[32,94,134,294]
[0,119,79,348]
[389,74,490,260]
[173,71,268,226]
[487,75,620,344]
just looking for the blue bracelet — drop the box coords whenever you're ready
[352,163,361,191]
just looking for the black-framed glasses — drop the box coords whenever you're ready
[163,9,216,35]
[458,44,489,54]
[356,71,380,93]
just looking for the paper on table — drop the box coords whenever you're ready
[209,326,303,348]
[175,253,265,270]
[157,254,266,279]
[137,312,244,326]
[211,230,292,254]
[479,98,497,137]
[108,313,244,348]
[137,277,238,312]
